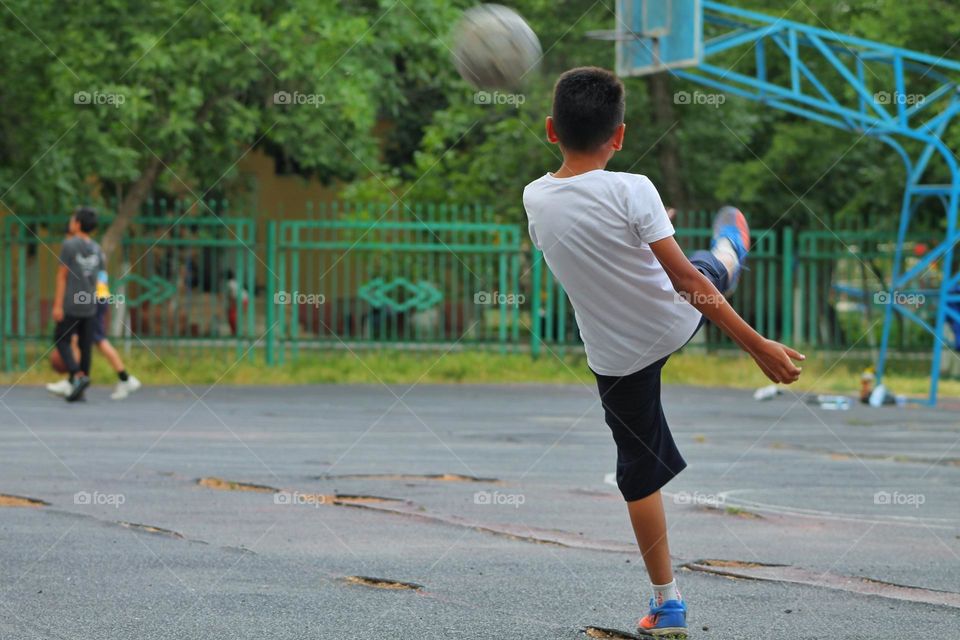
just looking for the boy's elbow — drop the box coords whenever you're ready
[672,272,701,296]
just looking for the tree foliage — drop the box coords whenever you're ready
[348,0,960,235]
[0,0,463,255]
[3,0,960,245]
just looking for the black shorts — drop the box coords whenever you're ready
[592,249,728,502]
[594,356,686,502]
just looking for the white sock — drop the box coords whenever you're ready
[652,579,682,605]
[711,237,739,276]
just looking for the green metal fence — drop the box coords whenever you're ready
[263,204,523,362]
[0,204,937,373]
[795,228,933,351]
[1,211,256,370]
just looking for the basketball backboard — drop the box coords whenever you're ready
[615,0,702,77]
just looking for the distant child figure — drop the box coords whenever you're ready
[49,208,142,401]
[225,269,249,337]
[523,67,805,637]
[91,270,143,399]
[51,207,104,401]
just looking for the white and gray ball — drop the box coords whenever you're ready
[452,4,542,90]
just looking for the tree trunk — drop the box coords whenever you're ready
[100,156,163,261]
[646,73,688,210]
[99,97,218,261]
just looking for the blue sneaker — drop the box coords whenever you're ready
[636,598,688,638]
[710,205,750,295]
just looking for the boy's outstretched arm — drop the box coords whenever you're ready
[53,265,68,322]
[650,236,805,384]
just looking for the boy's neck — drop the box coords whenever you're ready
[75,231,91,241]
[552,152,609,178]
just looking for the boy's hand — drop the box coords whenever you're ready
[52,305,64,323]
[648,237,805,384]
[750,339,805,384]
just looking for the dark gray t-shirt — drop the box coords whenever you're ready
[60,237,104,318]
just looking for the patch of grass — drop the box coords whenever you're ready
[723,505,763,520]
[2,344,957,399]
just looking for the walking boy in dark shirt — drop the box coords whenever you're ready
[51,206,104,402]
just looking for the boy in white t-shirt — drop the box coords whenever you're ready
[523,67,805,637]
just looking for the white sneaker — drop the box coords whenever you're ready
[46,379,73,397]
[110,375,142,400]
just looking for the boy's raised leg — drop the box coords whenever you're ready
[685,206,751,301]
[710,206,750,295]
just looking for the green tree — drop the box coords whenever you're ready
[0,0,464,257]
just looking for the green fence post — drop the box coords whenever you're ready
[265,221,276,365]
[531,249,542,358]
[290,223,301,359]
[509,227,520,350]
[234,222,244,361]
[1,219,7,372]
[498,250,508,353]
[246,219,256,362]
[16,222,26,370]
[782,226,794,344]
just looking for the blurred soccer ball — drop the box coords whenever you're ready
[452,4,542,90]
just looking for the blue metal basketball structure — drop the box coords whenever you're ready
[616,0,702,74]
[616,0,960,405]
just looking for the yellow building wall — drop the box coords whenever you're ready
[236,149,343,219]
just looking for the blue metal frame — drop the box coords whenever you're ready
[619,1,960,404]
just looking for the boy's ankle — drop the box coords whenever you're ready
[711,237,740,276]
[652,578,682,605]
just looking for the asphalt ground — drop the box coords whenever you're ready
[1,383,958,639]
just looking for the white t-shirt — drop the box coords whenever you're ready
[523,170,702,376]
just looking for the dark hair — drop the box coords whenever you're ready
[73,206,98,233]
[551,67,625,152]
